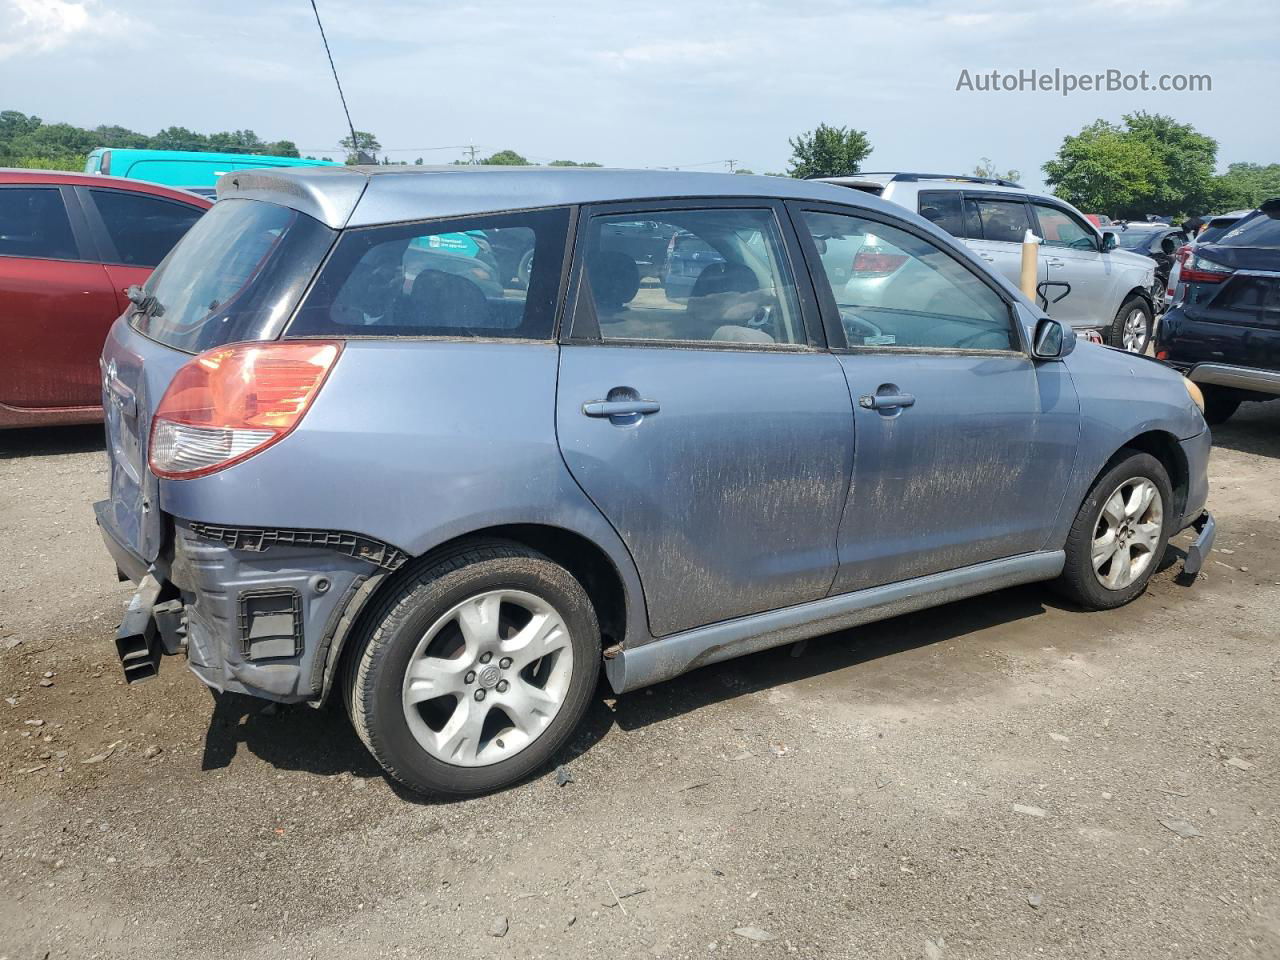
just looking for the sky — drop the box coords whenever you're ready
[1,0,1277,190]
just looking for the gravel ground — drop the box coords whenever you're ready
[1,406,1278,960]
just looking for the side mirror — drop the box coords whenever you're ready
[1032,317,1071,360]
[812,236,828,255]
[1160,236,1178,255]
[1101,231,1118,252]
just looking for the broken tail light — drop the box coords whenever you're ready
[149,341,341,479]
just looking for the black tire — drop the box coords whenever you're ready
[516,247,535,290]
[1053,450,1173,610]
[1109,296,1153,353]
[345,541,600,797]
[1201,386,1241,425]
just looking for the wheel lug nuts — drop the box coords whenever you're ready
[479,652,492,664]
[474,689,486,702]
[496,679,509,693]
[465,671,476,684]
[499,657,512,669]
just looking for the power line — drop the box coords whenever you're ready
[308,0,361,160]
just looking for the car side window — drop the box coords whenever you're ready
[971,198,1032,244]
[90,190,204,267]
[917,191,979,240]
[801,210,1016,352]
[580,209,805,346]
[288,207,568,340]
[0,187,78,260]
[1031,203,1096,251]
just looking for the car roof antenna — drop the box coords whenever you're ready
[309,0,369,164]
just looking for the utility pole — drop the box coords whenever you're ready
[727,159,737,173]
[464,145,479,165]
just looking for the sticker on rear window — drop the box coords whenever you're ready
[863,334,896,346]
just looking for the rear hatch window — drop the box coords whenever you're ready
[131,198,335,353]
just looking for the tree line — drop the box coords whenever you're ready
[6,107,1276,220]
[0,109,311,171]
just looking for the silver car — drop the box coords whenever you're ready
[821,173,1160,353]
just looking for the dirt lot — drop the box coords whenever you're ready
[1,406,1278,960]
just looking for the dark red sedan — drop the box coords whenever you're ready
[0,169,210,428]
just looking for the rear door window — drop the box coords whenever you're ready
[971,198,1033,244]
[133,198,335,353]
[1217,209,1280,248]
[0,187,78,260]
[917,191,978,239]
[577,208,806,346]
[89,189,204,267]
[288,208,569,340]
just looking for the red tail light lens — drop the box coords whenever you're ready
[149,341,341,479]
[1174,244,1191,265]
[851,251,908,277]
[1180,253,1234,285]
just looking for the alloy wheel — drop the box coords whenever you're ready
[400,589,574,767]
[1121,309,1150,353]
[1091,477,1163,590]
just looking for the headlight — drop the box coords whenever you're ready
[1183,376,1205,413]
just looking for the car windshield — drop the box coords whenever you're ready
[132,199,335,353]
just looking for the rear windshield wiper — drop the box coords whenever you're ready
[126,284,164,319]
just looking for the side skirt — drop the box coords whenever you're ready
[605,551,1065,694]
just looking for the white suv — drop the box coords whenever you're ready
[821,173,1159,353]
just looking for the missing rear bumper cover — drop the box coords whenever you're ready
[187,522,409,572]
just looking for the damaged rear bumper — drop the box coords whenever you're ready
[101,517,405,704]
[1183,510,1215,577]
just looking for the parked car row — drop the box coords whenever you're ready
[1155,198,1280,424]
[94,165,1215,797]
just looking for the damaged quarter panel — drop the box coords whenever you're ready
[160,339,652,698]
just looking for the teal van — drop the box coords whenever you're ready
[85,149,340,192]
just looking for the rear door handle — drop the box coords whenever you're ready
[859,393,915,410]
[583,399,661,418]
[1046,258,1066,267]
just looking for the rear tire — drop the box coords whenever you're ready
[1201,386,1241,425]
[1053,450,1173,610]
[345,541,600,797]
[1110,296,1153,354]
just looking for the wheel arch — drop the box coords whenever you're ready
[1106,429,1189,522]
[314,522,634,706]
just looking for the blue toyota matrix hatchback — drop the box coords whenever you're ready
[96,166,1215,796]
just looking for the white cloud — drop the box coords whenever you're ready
[592,39,747,70]
[0,0,131,60]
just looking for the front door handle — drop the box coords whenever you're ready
[859,393,915,411]
[1046,258,1066,267]
[583,399,661,418]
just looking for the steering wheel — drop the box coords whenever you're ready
[839,307,885,342]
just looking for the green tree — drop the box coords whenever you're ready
[0,110,42,140]
[786,124,872,179]
[92,124,150,149]
[1043,113,1218,219]
[339,130,380,164]
[1212,162,1280,210]
[263,140,300,158]
[151,126,208,151]
[482,149,528,165]
[974,157,1020,182]
[548,159,602,167]
[733,168,755,175]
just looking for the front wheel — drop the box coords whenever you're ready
[1053,451,1173,610]
[346,542,600,797]
[1110,296,1154,354]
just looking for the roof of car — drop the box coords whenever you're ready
[214,164,876,229]
[0,167,212,205]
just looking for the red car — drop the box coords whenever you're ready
[0,169,210,428]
